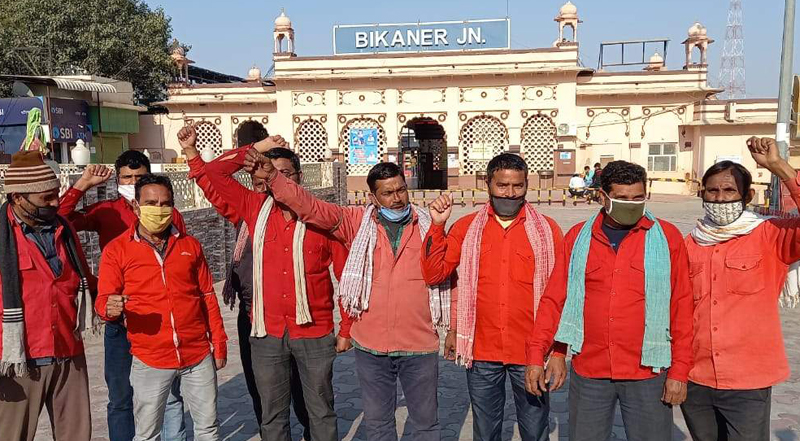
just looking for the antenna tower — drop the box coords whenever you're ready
[717,0,746,99]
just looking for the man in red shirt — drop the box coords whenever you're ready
[0,151,96,441]
[96,174,227,441]
[58,150,187,441]
[178,124,314,438]
[682,137,800,441]
[422,153,565,441]
[205,139,351,441]
[527,160,694,441]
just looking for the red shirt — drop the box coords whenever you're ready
[95,225,227,369]
[59,187,186,249]
[686,173,800,390]
[529,213,694,382]
[421,206,566,365]
[205,147,352,339]
[0,206,92,360]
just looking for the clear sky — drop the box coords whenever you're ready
[145,0,797,98]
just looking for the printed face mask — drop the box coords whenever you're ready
[138,205,173,234]
[490,196,525,218]
[603,192,646,226]
[703,200,745,226]
[117,184,135,202]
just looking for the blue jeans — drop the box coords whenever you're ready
[354,349,440,441]
[105,321,187,441]
[466,362,549,441]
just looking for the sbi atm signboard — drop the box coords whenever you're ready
[334,19,510,55]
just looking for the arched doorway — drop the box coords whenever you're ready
[399,117,447,190]
[235,120,269,148]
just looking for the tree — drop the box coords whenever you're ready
[0,0,178,105]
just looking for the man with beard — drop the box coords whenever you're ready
[422,153,565,441]
[682,137,800,441]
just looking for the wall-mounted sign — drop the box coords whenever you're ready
[468,142,494,161]
[49,98,92,143]
[348,128,379,165]
[0,97,45,126]
[334,18,510,55]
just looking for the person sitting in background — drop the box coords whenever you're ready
[569,173,586,197]
[58,151,187,441]
[96,174,227,441]
[583,165,594,187]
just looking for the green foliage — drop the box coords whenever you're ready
[0,0,178,105]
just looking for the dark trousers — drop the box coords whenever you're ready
[354,349,440,441]
[0,355,91,441]
[105,320,186,441]
[250,331,337,441]
[237,309,311,437]
[568,366,672,441]
[466,362,549,441]
[681,382,772,441]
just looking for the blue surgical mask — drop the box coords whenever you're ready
[379,204,412,223]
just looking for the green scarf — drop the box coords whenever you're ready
[555,210,672,373]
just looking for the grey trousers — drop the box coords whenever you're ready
[250,331,337,441]
[568,367,672,441]
[681,382,771,441]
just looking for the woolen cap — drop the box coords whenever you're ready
[3,151,60,194]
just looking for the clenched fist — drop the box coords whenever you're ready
[74,164,113,192]
[428,193,454,226]
[106,294,128,319]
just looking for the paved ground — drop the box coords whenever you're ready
[35,195,800,440]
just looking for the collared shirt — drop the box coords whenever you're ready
[529,213,694,382]
[0,205,88,360]
[377,212,410,254]
[203,149,353,339]
[685,173,800,390]
[95,224,227,369]
[421,205,566,365]
[58,188,187,250]
[226,146,440,354]
[13,212,61,276]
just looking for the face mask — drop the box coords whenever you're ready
[21,196,58,223]
[703,200,744,226]
[379,204,412,223]
[117,184,135,202]
[138,205,173,234]
[603,192,646,226]
[491,196,525,218]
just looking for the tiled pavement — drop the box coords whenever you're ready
[36,195,800,440]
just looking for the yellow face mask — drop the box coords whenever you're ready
[138,205,173,234]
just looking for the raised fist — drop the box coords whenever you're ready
[428,193,454,226]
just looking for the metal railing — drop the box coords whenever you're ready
[348,188,601,208]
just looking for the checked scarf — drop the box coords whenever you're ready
[337,204,451,329]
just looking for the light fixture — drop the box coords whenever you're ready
[71,139,91,167]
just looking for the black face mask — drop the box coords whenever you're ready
[21,196,58,223]
[490,196,525,218]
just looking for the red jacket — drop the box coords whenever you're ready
[95,224,227,369]
[529,213,694,382]
[59,187,186,249]
[203,148,353,339]
[0,206,93,360]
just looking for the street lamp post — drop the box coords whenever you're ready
[770,0,796,209]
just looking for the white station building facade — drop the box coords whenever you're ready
[132,3,791,195]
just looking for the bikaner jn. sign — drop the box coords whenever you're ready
[333,19,510,55]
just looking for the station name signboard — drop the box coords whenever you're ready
[333,18,510,55]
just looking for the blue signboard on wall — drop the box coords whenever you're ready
[49,98,92,143]
[349,128,379,165]
[334,18,510,55]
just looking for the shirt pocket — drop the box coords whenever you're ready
[628,258,646,296]
[303,242,326,273]
[689,262,705,302]
[725,254,765,295]
[511,249,534,284]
